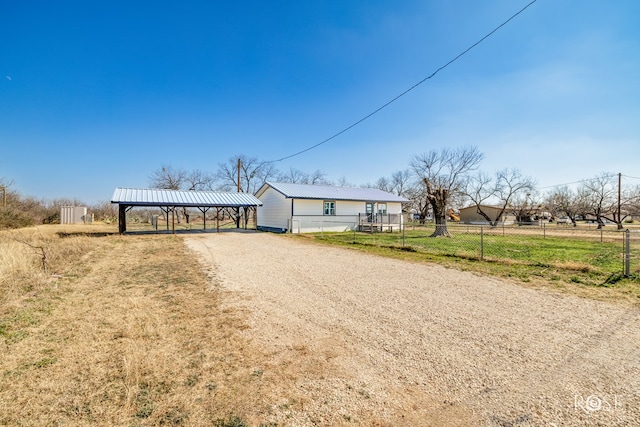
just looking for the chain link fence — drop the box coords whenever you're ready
[313,221,639,279]
[627,229,640,277]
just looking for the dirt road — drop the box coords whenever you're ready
[186,232,640,426]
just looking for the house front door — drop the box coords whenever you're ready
[365,202,375,222]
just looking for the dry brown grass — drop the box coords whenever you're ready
[0,225,308,426]
[2,224,471,426]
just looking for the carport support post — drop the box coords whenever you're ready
[118,204,127,234]
[159,207,169,231]
[254,206,258,231]
[199,207,210,230]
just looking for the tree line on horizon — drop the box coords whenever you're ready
[147,148,640,236]
[2,147,639,233]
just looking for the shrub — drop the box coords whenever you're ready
[0,208,34,229]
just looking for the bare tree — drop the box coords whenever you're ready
[404,181,432,224]
[335,176,354,187]
[591,174,639,229]
[463,169,536,226]
[624,183,640,219]
[184,169,216,191]
[389,170,412,196]
[509,190,541,223]
[149,164,187,190]
[461,170,494,220]
[277,167,327,185]
[544,185,589,226]
[374,177,391,192]
[278,167,308,184]
[372,170,413,196]
[149,165,216,224]
[580,173,617,229]
[308,169,328,185]
[216,155,279,194]
[91,201,118,224]
[410,147,483,237]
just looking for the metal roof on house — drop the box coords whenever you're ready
[111,188,262,207]
[257,182,409,202]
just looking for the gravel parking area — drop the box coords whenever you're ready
[186,232,640,426]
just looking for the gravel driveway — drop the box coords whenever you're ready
[186,232,640,426]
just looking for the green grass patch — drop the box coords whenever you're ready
[302,226,640,301]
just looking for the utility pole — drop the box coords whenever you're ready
[236,158,241,228]
[237,158,242,193]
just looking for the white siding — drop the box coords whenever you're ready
[292,199,366,216]
[256,187,291,230]
[387,202,403,215]
[290,216,355,233]
[336,200,365,215]
[292,199,321,216]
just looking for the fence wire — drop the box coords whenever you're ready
[314,222,639,279]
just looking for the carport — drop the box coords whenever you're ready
[111,187,262,234]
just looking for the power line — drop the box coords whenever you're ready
[538,180,590,190]
[539,173,639,191]
[268,0,538,163]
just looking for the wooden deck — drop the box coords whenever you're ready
[357,213,402,233]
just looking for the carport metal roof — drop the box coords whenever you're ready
[111,187,262,234]
[111,187,262,207]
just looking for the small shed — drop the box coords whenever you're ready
[111,187,262,234]
[255,182,409,233]
[60,206,92,224]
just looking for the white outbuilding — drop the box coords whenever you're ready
[255,182,409,233]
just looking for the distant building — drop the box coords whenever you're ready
[458,205,516,225]
[60,206,92,224]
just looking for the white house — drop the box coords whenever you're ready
[255,182,409,233]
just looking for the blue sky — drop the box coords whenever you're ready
[1,0,639,204]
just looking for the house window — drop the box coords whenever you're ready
[378,203,387,215]
[324,201,336,216]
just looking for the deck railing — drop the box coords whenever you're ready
[358,213,402,232]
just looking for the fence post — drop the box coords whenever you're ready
[543,222,546,239]
[480,226,484,261]
[402,222,405,247]
[625,229,631,277]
